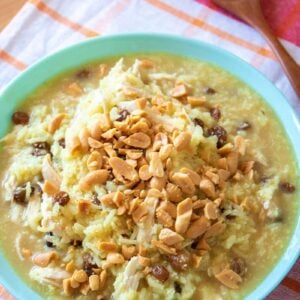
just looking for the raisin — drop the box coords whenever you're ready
[204,87,216,95]
[83,254,98,276]
[58,138,66,148]
[92,195,101,205]
[151,265,169,282]
[53,191,70,206]
[174,282,182,293]
[70,240,83,247]
[12,111,29,125]
[210,107,221,120]
[76,69,90,79]
[208,125,227,148]
[167,254,190,272]
[193,118,205,129]
[116,109,130,121]
[237,121,251,131]
[279,182,295,193]
[230,257,246,277]
[32,142,51,156]
[46,241,54,248]
[13,185,27,204]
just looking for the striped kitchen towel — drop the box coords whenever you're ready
[0,0,299,299]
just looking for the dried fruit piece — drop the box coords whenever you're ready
[204,87,216,95]
[12,111,29,125]
[208,126,227,148]
[279,182,295,193]
[76,69,90,79]
[210,107,221,120]
[151,265,169,282]
[116,109,130,121]
[53,191,70,206]
[167,254,190,272]
[230,257,247,277]
[32,141,51,156]
[13,185,27,204]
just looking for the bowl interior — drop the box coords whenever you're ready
[0,33,299,300]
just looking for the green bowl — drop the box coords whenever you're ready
[0,33,299,300]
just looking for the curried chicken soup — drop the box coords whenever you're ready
[0,54,298,300]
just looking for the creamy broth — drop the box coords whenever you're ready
[0,54,298,300]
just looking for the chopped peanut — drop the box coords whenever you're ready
[159,228,184,246]
[175,198,193,234]
[215,269,242,289]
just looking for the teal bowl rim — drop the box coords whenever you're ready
[0,33,299,300]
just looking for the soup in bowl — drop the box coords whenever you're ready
[0,34,299,300]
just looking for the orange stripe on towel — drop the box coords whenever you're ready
[29,0,99,37]
[145,0,275,60]
[0,49,27,70]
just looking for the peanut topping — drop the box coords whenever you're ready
[149,152,164,178]
[87,151,103,171]
[73,270,88,283]
[48,113,66,134]
[175,198,193,234]
[124,132,151,149]
[98,242,118,252]
[159,228,184,246]
[109,157,139,182]
[186,216,210,239]
[159,144,173,160]
[122,245,136,260]
[187,96,206,107]
[171,84,188,98]
[32,251,58,267]
[89,274,100,291]
[172,172,195,195]
[173,132,191,151]
[204,202,218,220]
[139,165,152,181]
[106,252,124,265]
[199,179,215,198]
[79,170,108,191]
[43,180,59,195]
[215,269,242,289]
